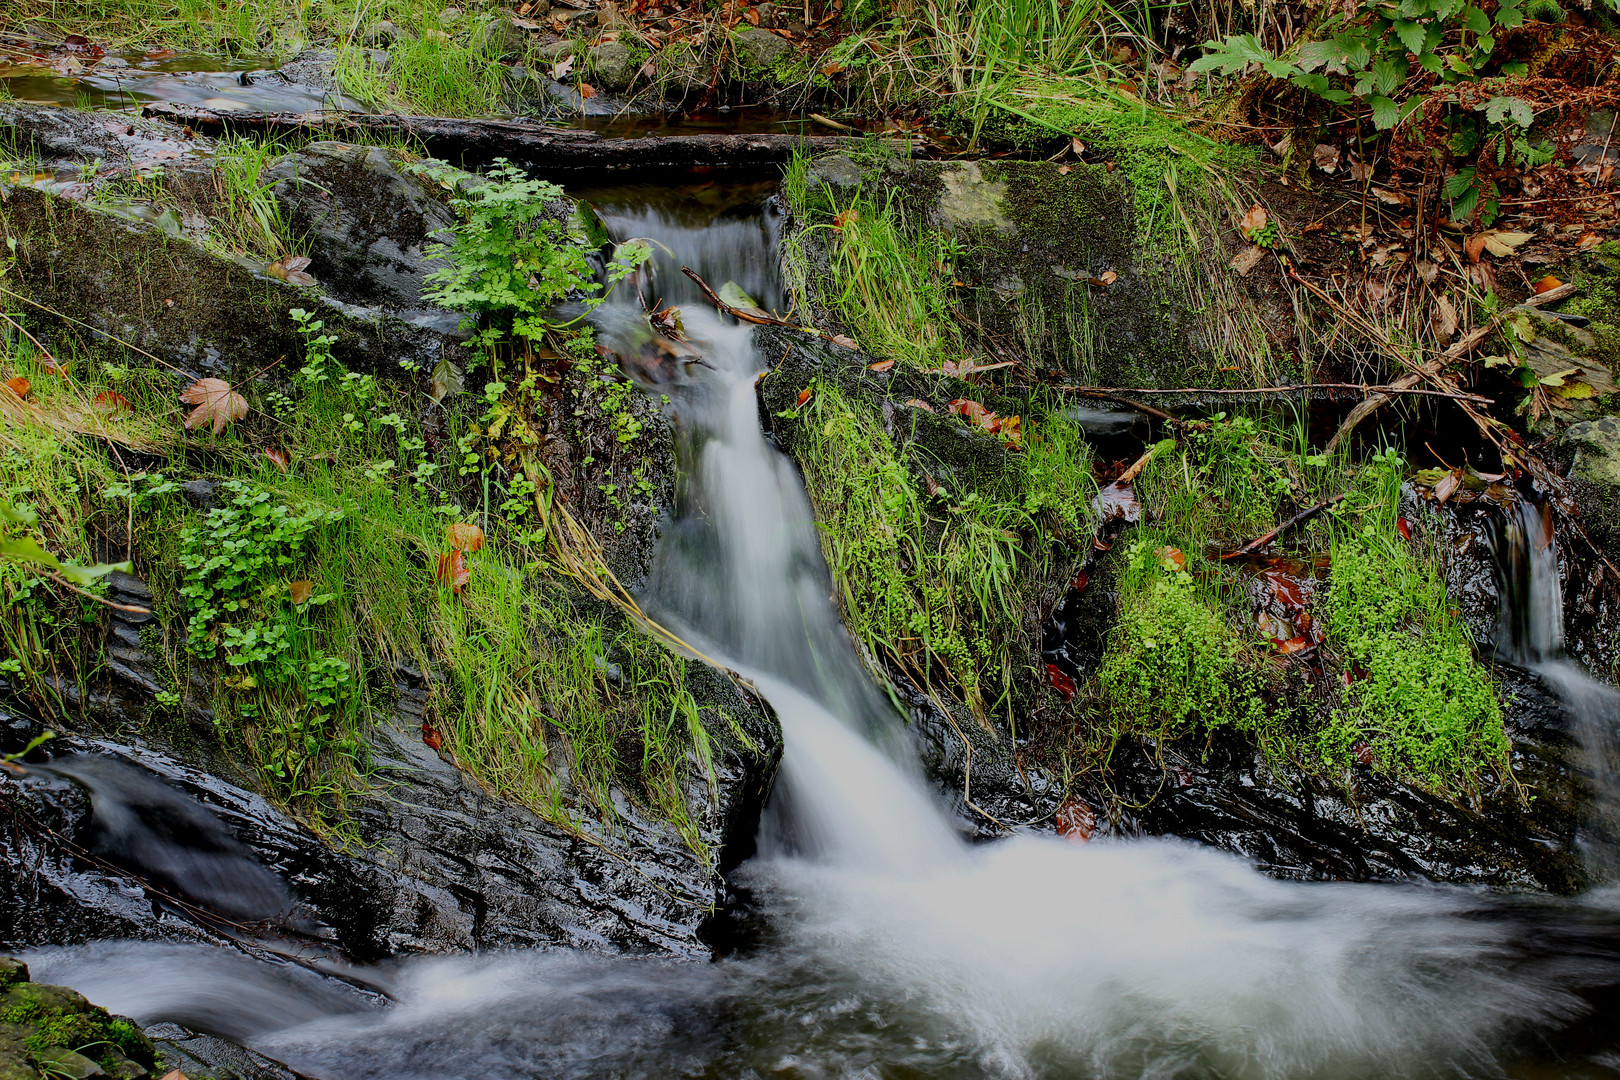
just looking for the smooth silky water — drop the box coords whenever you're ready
[26,181,1620,1080]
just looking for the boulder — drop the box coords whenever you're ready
[732,27,795,74]
[0,957,158,1080]
[1567,416,1620,486]
[589,41,642,93]
[264,141,459,313]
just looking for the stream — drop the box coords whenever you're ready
[21,184,1620,1080]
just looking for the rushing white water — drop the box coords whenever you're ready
[1494,498,1620,873]
[25,183,1620,1080]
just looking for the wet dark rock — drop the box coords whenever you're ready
[146,1023,315,1080]
[731,28,795,74]
[589,41,641,93]
[0,182,465,379]
[0,956,158,1080]
[264,142,459,312]
[1566,416,1620,486]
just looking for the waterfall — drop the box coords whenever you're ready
[1493,498,1620,873]
[24,184,1620,1080]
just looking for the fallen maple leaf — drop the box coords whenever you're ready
[446,522,485,552]
[1533,275,1564,294]
[579,82,597,99]
[1086,269,1118,287]
[263,447,290,471]
[1396,516,1412,540]
[552,54,575,79]
[867,358,895,372]
[267,255,315,287]
[179,377,248,434]
[827,334,859,350]
[436,549,470,593]
[289,580,314,605]
[3,376,29,399]
[796,387,814,407]
[1156,546,1186,571]
[421,722,442,750]
[93,390,132,418]
[832,208,860,230]
[1577,231,1601,250]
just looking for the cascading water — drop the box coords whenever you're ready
[1493,497,1620,872]
[24,182,1620,1080]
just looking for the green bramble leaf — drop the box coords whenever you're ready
[1483,95,1535,129]
[1392,18,1428,54]
[1369,95,1401,130]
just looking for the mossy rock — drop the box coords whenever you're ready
[0,183,465,380]
[0,959,156,1080]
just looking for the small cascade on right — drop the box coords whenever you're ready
[1493,496,1620,875]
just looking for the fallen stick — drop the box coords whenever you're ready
[1058,382,1493,405]
[140,103,864,170]
[1221,493,1347,560]
[681,266,798,328]
[1318,280,1577,454]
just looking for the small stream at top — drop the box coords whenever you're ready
[23,183,1620,1080]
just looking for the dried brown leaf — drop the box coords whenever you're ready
[179,377,248,434]
[447,522,485,552]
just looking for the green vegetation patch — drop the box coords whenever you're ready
[0,966,157,1079]
[785,379,1094,723]
[1080,416,1510,799]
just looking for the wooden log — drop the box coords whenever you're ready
[139,103,871,171]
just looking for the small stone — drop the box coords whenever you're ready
[30,1048,106,1079]
[806,153,864,195]
[438,6,463,25]
[1566,416,1620,486]
[589,40,640,92]
[99,57,129,69]
[732,26,794,73]
[535,39,574,62]
[754,2,778,27]
[180,478,217,510]
[362,18,402,46]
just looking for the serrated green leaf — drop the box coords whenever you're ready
[1483,94,1534,129]
[1373,55,1408,93]
[1340,33,1372,69]
[1392,18,1427,54]
[1261,57,1300,78]
[1418,51,1445,73]
[1462,5,1491,31]
[1369,94,1401,129]
[1495,5,1525,26]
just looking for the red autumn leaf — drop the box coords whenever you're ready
[289,580,314,605]
[1577,232,1601,250]
[1272,635,1313,655]
[446,522,485,552]
[1046,662,1077,702]
[820,62,846,76]
[1156,546,1186,571]
[949,398,993,427]
[1533,275,1565,294]
[3,376,29,399]
[436,549,470,593]
[179,377,248,434]
[93,390,132,418]
[827,334,859,351]
[867,358,895,372]
[796,387,814,407]
[422,723,442,751]
[1070,569,1089,592]
[1395,516,1412,540]
[263,448,290,471]
[832,208,860,230]
[1054,794,1095,842]
[579,82,597,99]
[1353,741,1375,766]
[145,47,178,60]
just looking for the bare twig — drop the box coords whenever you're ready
[1057,383,1493,405]
[1221,493,1347,559]
[42,571,150,615]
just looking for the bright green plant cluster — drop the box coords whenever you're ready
[1316,452,1508,795]
[1095,538,1262,742]
[420,159,649,355]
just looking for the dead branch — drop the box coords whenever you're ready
[1221,493,1347,559]
[1057,383,1493,405]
